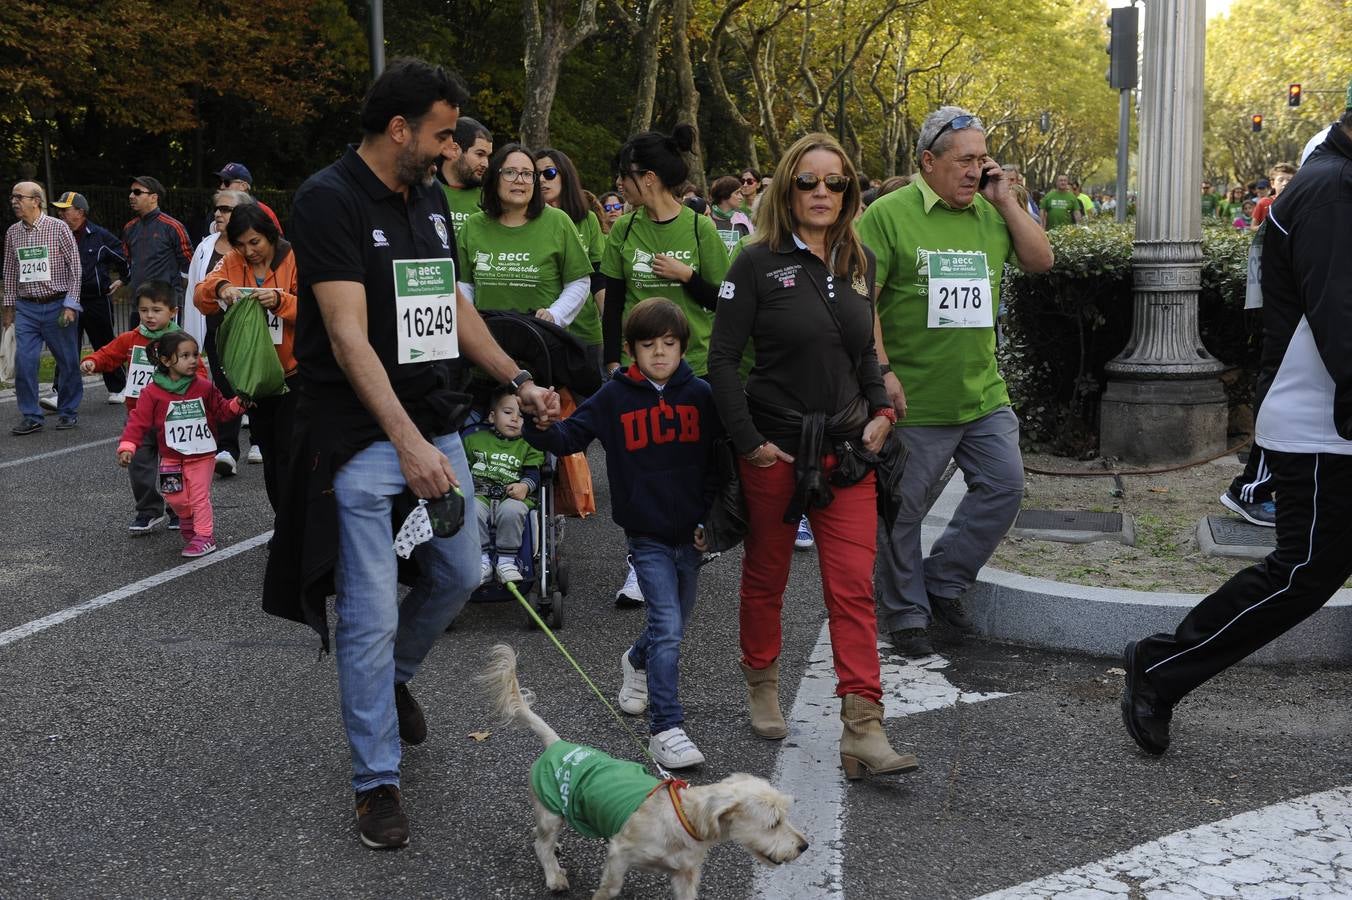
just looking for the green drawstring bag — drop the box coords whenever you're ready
[215,295,286,400]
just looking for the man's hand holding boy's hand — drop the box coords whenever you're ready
[80,359,96,375]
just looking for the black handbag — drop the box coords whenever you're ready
[701,437,750,552]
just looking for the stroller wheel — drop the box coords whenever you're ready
[554,563,569,595]
[524,589,541,629]
[548,591,564,629]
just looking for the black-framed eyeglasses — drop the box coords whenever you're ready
[538,166,559,181]
[214,205,236,214]
[792,173,851,193]
[499,168,537,183]
[620,168,650,183]
[9,193,38,201]
[129,188,152,196]
[923,114,980,155]
[602,202,624,212]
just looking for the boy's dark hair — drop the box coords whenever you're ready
[454,117,493,152]
[709,175,741,205]
[481,143,546,221]
[225,202,280,246]
[360,58,470,135]
[534,146,588,224]
[624,297,690,353]
[617,125,696,190]
[134,279,177,309]
[148,332,199,373]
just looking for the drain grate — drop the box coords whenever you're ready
[1015,509,1124,532]
[1206,516,1276,548]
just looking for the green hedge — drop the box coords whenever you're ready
[998,222,1255,455]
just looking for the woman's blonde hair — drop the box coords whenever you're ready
[750,132,866,280]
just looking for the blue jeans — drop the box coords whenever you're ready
[332,432,480,792]
[15,300,82,420]
[626,537,701,733]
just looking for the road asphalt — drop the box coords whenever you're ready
[3,387,1351,899]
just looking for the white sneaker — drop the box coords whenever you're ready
[107,391,125,405]
[479,554,492,586]
[649,727,704,769]
[241,413,250,427]
[615,560,644,608]
[214,451,237,477]
[496,558,523,583]
[247,444,263,464]
[39,393,58,412]
[618,649,649,715]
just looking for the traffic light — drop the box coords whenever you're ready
[1288,83,1302,107]
[1251,114,1263,132]
[1106,6,1139,90]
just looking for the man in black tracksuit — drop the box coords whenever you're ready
[1122,114,1352,755]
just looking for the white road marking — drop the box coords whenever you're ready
[753,626,1007,899]
[975,785,1352,899]
[0,530,272,648]
[0,436,117,469]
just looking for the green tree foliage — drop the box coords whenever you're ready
[1204,0,1352,181]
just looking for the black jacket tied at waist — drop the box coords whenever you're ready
[748,393,869,522]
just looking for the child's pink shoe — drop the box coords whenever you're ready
[181,536,217,558]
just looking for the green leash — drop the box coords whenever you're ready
[505,581,671,777]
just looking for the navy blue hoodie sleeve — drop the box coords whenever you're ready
[523,384,609,456]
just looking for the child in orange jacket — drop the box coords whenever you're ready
[117,331,246,558]
[81,280,208,534]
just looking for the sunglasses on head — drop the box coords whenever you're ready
[603,202,624,212]
[792,173,851,193]
[537,166,559,181]
[924,114,980,154]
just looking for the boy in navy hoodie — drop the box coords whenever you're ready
[525,298,718,769]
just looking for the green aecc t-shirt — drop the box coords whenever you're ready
[1040,190,1079,228]
[456,206,593,316]
[857,174,1016,427]
[442,185,483,236]
[566,210,605,345]
[530,741,660,840]
[463,428,545,494]
[600,205,729,373]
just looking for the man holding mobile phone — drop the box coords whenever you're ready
[858,106,1054,658]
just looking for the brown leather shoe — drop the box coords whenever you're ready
[355,784,409,849]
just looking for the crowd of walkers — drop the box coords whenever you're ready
[5,57,1350,859]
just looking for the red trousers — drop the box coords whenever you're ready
[738,458,882,702]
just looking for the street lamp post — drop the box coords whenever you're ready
[1098,0,1227,465]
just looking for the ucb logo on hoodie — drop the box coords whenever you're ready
[619,400,701,450]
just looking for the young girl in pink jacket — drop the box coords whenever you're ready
[117,332,246,557]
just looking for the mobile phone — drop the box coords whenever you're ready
[979,169,991,191]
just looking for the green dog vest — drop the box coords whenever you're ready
[530,742,661,839]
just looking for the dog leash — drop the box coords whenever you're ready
[505,581,678,782]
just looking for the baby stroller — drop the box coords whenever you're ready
[464,311,603,628]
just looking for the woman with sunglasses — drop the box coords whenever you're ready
[455,144,594,331]
[186,189,253,474]
[533,147,607,360]
[707,133,916,780]
[738,168,761,217]
[708,175,755,253]
[597,191,625,231]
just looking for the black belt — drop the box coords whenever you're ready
[19,294,63,304]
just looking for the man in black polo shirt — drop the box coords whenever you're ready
[276,58,559,849]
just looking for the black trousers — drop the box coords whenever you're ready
[1140,450,1352,704]
[52,293,126,395]
[247,376,297,514]
[1227,444,1274,504]
[202,314,241,458]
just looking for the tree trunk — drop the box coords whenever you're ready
[628,0,670,135]
[520,0,600,147]
[671,0,704,189]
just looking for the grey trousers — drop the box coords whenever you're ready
[477,497,530,554]
[876,406,1024,632]
[129,428,165,517]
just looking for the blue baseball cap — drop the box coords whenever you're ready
[216,162,254,185]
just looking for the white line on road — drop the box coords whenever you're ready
[0,530,273,648]
[0,436,117,469]
[754,626,1008,899]
[975,785,1352,898]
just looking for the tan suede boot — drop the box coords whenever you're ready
[839,694,919,779]
[741,659,788,739]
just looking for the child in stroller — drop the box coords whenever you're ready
[465,386,545,586]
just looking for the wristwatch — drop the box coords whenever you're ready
[508,369,534,394]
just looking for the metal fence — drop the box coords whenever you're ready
[62,185,296,243]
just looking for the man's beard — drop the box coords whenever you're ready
[454,157,482,189]
[395,139,439,188]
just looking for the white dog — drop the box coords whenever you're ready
[480,644,809,899]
